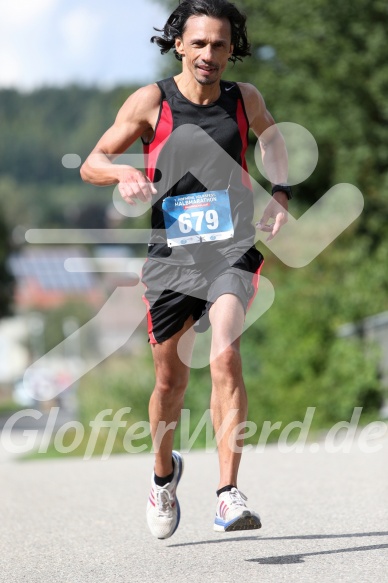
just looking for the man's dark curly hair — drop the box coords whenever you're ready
[151,0,251,64]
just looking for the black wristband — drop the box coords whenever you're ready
[272,184,292,200]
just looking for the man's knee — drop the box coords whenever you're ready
[210,344,242,381]
[154,374,188,398]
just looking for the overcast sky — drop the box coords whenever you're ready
[0,0,169,90]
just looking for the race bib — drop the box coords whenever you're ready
[162,190,234,247]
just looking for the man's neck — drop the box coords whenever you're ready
[173,73,221,105]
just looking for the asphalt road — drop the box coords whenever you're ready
[1,432,388,583]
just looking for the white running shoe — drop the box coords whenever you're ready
[146,451,184,539]
[214,487,262,532]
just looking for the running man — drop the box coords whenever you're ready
[81,0,290,539]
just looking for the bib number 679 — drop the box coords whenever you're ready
[178,210,219,234]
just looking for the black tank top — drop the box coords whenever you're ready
[143,76,255,265]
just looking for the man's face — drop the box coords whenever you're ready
[175,15,233,86]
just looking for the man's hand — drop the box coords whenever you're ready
[118,167,157,205]
[256,190,289,241]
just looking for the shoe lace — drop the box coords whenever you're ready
[228,487,248,508]
[155,487,174,515]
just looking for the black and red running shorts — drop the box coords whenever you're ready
[141,246,264,344]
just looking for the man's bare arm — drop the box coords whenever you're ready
[80,84,161,203]
[239,82,289,240]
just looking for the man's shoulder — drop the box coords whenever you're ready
[119,83,162,116]
[234,83,265,125]
[235,82,261,98]
[134,83,163,103]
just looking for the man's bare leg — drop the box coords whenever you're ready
[209,294,247,490]
[149,317,196,478]
[209,294,261,532]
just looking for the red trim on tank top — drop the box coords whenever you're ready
[236,98,253,191]
[143,101,174,183]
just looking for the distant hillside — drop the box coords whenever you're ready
[0,85,140,185]
[0,85,142,230]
